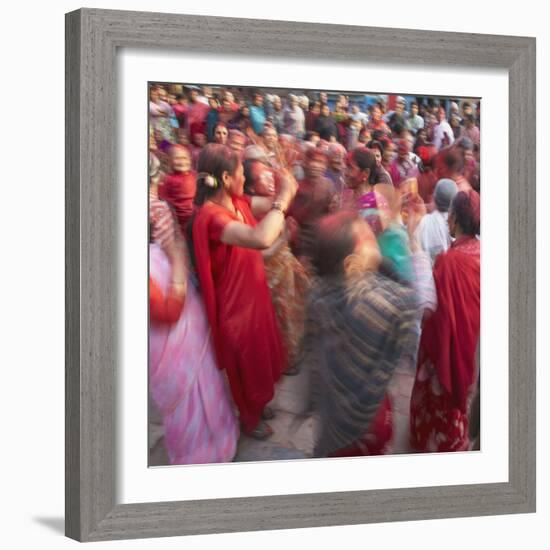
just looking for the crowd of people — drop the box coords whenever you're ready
[148,82,481,464]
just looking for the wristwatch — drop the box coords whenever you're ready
[270,199,286,214]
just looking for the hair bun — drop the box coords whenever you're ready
[198,172,217,188]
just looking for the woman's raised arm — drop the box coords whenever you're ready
[221,209,285,249]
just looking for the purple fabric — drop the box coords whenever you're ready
[149,244,239,464]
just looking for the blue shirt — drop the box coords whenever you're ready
[249,105,266,135]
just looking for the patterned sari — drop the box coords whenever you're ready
[264,244,310,366]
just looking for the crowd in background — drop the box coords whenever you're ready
[148,82,481,464]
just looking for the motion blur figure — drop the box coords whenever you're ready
[148,154,238,465]
[287,147,334,265]
[157,144,197,234]
[243,157,310,374]
[303,211,417,457]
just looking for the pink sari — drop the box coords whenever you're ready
[149,244,239,464]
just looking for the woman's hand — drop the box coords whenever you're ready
[170,280,187,300]
[405,193,426,252]
[276,169,298,208]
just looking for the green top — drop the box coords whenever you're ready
[377,223,413,283]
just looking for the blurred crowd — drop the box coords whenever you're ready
[148,83,481,464]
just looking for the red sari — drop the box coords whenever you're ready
[410,236,480,452]
[192,195,287,433]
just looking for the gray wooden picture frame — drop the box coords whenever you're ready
[65,8,536,542]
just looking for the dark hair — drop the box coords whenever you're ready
[194,144,240,206]
[465,114,476,125]
[411,101,418,108]
[450,190,480,236]
[367,140,385,154]
[312,211,360,277]
[351,147,376,183]
[213,122,228,133]
[391,121,405,135]
[442,148,464,175]
[351,147,378,185]
[352,147,376,171]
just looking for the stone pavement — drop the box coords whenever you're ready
[234,365,314,462]
[149,362,417,466]
[235,363,417,461]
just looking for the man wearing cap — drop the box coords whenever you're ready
[416,178,458,264]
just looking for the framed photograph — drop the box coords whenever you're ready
[65,8,536,542]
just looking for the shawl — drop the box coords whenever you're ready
[377,223,413,283]
[304,273,417,457]
[418,236,480,411]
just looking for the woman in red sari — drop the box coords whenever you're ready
[410,189,481,452]
[189,144,297,440]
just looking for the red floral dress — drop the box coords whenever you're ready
[410,236,480,453]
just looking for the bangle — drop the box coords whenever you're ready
[271,200,286,214]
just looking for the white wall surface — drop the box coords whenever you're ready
[1,0,547,548]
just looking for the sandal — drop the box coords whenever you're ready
[284,364,301,376]
[261,406,276,420]
[249,421,274,440]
